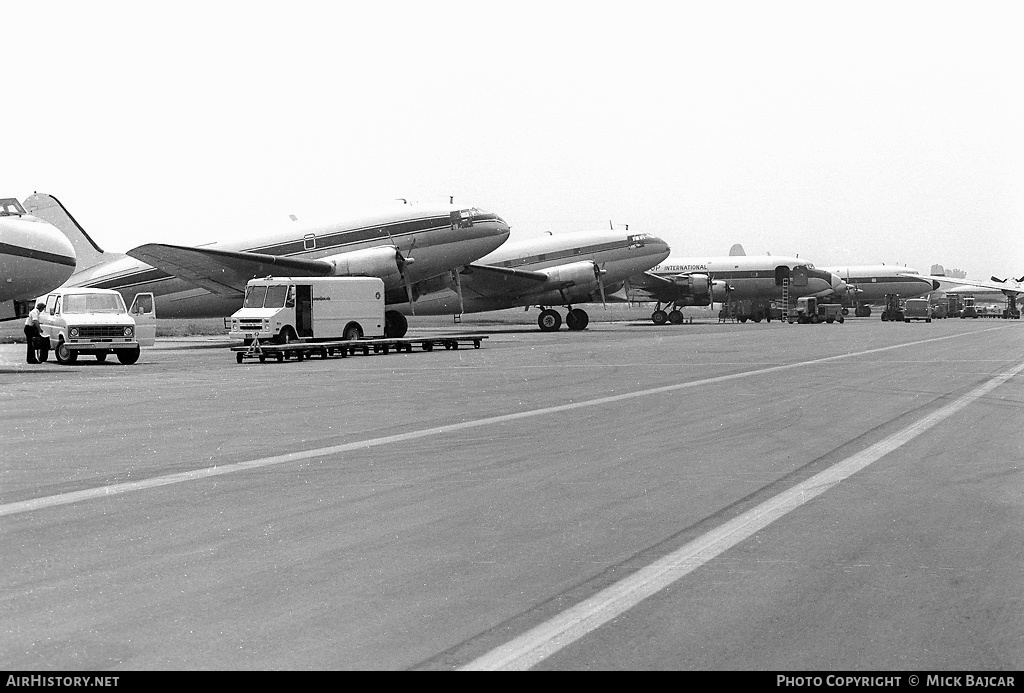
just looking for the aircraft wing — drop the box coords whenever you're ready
[126,244,335,296]
[457,263,552,299]
[929,275,1024,297]
[623,271,686,303]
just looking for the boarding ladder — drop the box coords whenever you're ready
[781,278,790,320]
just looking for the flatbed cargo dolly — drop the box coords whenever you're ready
[231,334,488,363]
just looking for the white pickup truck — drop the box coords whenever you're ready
[37,288,156,364]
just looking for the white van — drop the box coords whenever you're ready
[37,288,156,364]
[227,277,385,344]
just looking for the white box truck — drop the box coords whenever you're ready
[227,277,385,344]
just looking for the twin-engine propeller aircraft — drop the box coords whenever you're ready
[626,248,848,324]
[392,229,670,331]
[23,193,511,337]
[819,265,939,317]
[0,197,76,319]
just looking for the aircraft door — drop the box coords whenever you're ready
[791,265,808,287]
[775,265,790,286]
[129,292,157,347]
[296,284,313,338]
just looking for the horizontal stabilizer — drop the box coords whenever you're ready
[127,243,335,296]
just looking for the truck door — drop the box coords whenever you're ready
[296,284,313,338]
[129,292,157,347]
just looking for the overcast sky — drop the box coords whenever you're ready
[4,1,1022,280]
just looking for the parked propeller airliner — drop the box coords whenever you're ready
[23,193,510,337]
[0,197,76,319]
[626,254,848,324]
[392,229,670,330]
[925,273,1023,318]
[819,265,939,317]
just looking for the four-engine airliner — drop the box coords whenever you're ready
[626,254,848,324]
[0,197,76,319]
[393,230,671,330]
[23,193,511,337]
[820,265,939,317]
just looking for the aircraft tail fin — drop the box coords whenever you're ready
[728,243,746,256]
[22,193,108,272]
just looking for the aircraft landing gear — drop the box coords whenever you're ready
[538,308,562,332]
[566,308,589,331]
[537,306,590,332]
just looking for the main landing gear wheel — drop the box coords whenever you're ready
[538,309,562,332]
[651,310,668,325]
[668,310,684,324]
[384,310,408,338]
[565,308,589,331]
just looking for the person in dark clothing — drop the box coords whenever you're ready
[24,301,45,364]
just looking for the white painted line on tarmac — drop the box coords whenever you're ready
[459,358,1024,670]
[0,328,1010,519]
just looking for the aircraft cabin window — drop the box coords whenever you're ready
[303,233,316,250]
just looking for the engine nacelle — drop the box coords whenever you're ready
[324,246,405,286]
[711,279,731,303]
[540,261,600,291]
[666,273,713,306]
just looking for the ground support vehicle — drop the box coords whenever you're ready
[880,294,904,322]
[960,296,978,319]
[227,277,385,345]
[36,288,155,365]
[231,334,488,363]
[903,298,932,322]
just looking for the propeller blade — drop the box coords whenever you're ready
[594,262,607,308]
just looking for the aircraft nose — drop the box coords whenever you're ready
[647,234,671,260]
[831,273,848,294]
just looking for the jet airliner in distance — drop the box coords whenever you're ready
[395,229,671,330]
[819,265,939,317]
[23,193,511,337]
[626,248,847,324]
[0,197,76,319]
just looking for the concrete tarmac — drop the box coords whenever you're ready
[1,317,1022,670]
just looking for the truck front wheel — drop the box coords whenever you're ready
[55,339,78,364]
[116,348,141,365]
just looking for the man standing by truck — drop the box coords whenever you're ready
[23,301,45,364]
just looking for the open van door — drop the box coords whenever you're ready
[129,292,156,347]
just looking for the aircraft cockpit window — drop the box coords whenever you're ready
[263,285,289,308]
[628,234,648,248]
[243,285,267,308]
[0,198,27,216]
[452,209,474,229]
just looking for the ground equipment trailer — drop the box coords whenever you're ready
[231,334,488,363]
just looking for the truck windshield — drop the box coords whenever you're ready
[243,285,267,308]
[264,285,288,308]
[63,294,126,314]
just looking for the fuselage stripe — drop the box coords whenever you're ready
[0,242,77,267]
